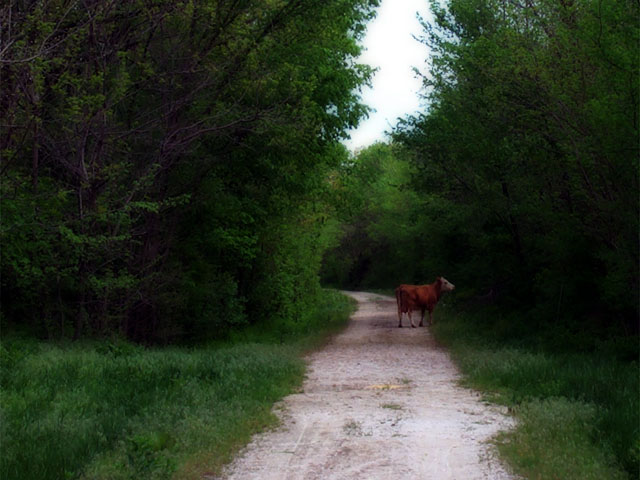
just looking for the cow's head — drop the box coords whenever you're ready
[439,277,455,292]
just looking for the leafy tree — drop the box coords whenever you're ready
[391,0,639,332]
[321,142,425,288]
[1,0,379,341]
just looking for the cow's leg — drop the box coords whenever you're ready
[409,309,417,328]
[396,290,403,328]
[428,309,434,326]
[419,308,426,327]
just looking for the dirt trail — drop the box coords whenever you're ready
[219,292,515,480]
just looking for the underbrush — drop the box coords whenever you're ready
[433,308,639,480]
[0,290,355,480]
[227,289,356,351]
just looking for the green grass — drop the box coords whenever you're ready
[433,307,639,480]
[0,289,355,480]
[497,398,627,480]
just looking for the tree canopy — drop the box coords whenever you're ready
[2,0,638,340]
[1,0,379,342]
[324,0,639,334]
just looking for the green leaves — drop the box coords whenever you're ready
[389,0,639,330]
[2,0,379,340]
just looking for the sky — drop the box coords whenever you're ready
[343,0,432,152]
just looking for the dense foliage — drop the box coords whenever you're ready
[321,142,423,287]
[1,0,378,342]
[325,0,639,335]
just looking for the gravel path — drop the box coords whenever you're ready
[219,291,515,480]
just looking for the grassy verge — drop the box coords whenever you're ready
[433,307,639,480]
[0,289,356,480]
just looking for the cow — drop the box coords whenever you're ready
[395,277,455,328]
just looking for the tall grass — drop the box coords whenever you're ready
[0,290,355,480]
[433,307,639,480]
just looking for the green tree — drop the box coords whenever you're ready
[1,0,379,341]
[322,142,427,288]
[393,0,639,330]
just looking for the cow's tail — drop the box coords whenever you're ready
[395,287,403,327]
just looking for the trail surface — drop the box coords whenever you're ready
[219,292,515,480]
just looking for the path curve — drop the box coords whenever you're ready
[219,291,515,480]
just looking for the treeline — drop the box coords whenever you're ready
[1,0,379,342]
[324,0,639,337]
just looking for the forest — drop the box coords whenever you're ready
[325,0,639,337]
[2,0,379,342]
[2,0,638,343]
[1,0,638,479]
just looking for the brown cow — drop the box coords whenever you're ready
[395,277,455,328]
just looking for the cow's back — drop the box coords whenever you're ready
[415,285,438,307]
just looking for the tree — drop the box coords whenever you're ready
[1,0,379,341]
[394,0,639,328]
[321,142,427,288]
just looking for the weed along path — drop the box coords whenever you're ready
[218,292,515,480]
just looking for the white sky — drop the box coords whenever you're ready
[343,0,432,152]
